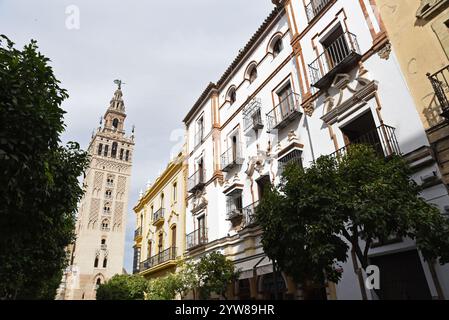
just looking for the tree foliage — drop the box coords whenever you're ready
[0,35,89,299]
[256,144,449,287]
[96,275,150,300]
[196,252,240,300]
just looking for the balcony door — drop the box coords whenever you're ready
[341,111,382,154]
[321,25,349,70]
[198,158,204,183]
[277,84,293,120]
[197,215,206,243]
[257,175,271,201]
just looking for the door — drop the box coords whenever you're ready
[277,84,293,119]
[370,250,432,300]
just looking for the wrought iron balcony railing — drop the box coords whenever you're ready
[139,247,177,272]
[305,0,333,22]
[153,208,165,223]
[427,65,449,120]
[134,227,142,239]
[194,129,204,147]
[188,168,206,193]
[221,144,244,172]
[243,98,264,133]
[242,201,259,227]
[308,31,361,89]
[226,199,243,220]
[329,124,400,159]
[186,228,208,250]
[266,92,302,132]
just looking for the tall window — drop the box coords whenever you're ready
[248,66,258,84]
[158,233,163,253]
[228,87,237,105]
[273,38,283,57]
[112,118,119,129]
[171,226,177,248]
[125,150,130,161]
[111,142,118,158]
[172,182,177,203]
[103,145,109,157]
[120,149,124,160]
[94,257,99,268]
[98,144,103,156]
[103,258,107,268]
[195,117,204,146]
[161,193,165,209]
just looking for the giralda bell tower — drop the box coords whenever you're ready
[60,81,135,300]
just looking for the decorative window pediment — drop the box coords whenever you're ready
[416,0,449,19]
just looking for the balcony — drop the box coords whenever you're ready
[188,168,206,193]
[221,144,244,172]
[308,31,361,89]
[226,197,243,221]
[242,201,259,228]
[305,0,333,22]
[152,208,165,226]
[243,98,264,134]
[329,124,400,159]
[134,227,142,240]
[139,247,177,272]
[186,228,208,250]
[427,65,449,120]
[267,92,302,132]
[194,129,204,148]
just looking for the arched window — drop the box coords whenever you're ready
[111,142,118,158]
[273,38,283,57]
[94,257,99,268]
[95,278,101,289]
[246,64,258,84]
[105,190,112,199]
[103,145,109,157]
[227,86,237,105]
[101,239,106,245]
[98,144,103,156]
[120,149,124,160]
[103,203,111,214]
[112,118,119,129]
[125,150,130,161]
[101,219,110,231]
[103,258,107,268]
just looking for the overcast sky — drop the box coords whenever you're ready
[0,0,274,272]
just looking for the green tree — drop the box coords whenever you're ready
[196,252,240,300]
[257,144,449,299]
[0,35,89,299]
[96,275,150,300]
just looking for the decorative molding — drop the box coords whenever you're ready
[377,41,392,60]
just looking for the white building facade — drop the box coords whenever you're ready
[182,0,449,300]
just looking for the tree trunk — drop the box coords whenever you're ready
[272,260,279,300]
[351,248,367,300]
[428,259,445,300]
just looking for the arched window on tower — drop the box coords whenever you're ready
[95,278,101,289]
[125,150,130,161]
[120,149,124,160]
[94,257,99,268]
[103,258,108,268]
[111,142,118,158]
[101,219,110,231]
[98,144,103,156]
[112,118,119,129]
[103,145,109,157]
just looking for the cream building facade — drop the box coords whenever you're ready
[180,0,449,300]
[132,152,187,280]
[374,0,449,184]
[57,83,135,300]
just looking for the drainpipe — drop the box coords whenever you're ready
[304,114,316,163]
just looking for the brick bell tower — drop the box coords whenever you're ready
[58,80,135,300]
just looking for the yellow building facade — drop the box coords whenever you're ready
[132,152,187,279]
[375,0,449,184]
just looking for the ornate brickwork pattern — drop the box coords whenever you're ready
[89,198,100,229]
[117,176,126,200]
[113,201,124,231]
[92,171,104,197]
